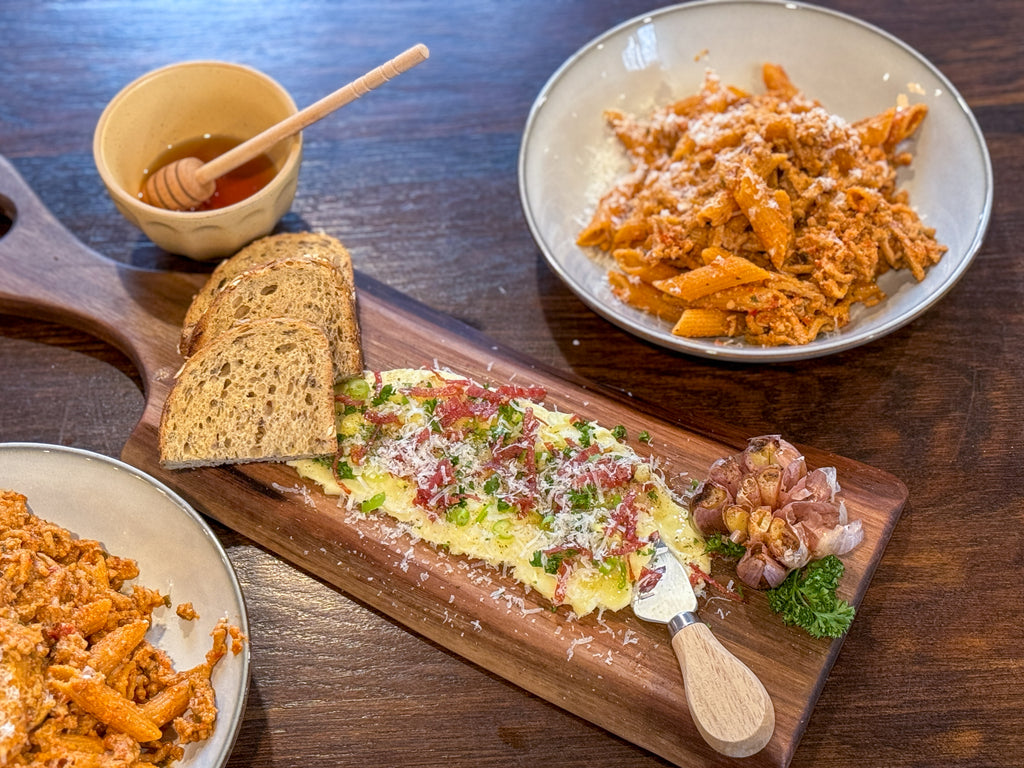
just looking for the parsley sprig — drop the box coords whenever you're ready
[767,555,855,639]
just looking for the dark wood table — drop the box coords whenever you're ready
[1,1,1021,766]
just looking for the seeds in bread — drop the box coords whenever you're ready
[183,255,362,381]
[180,232,355,353]
[159,317,336,469]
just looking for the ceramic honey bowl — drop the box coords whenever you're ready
[93,60,302,261]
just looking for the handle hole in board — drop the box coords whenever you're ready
[0,194,15,240]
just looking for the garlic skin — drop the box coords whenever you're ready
[691,435,864,588]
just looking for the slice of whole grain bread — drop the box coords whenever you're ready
[159,317,336,469]
[182,254,362,381]
[180,231,356,354]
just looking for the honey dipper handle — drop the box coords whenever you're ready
[197,43,430,184]
[671,620,775,758]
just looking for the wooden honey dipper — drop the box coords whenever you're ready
[142,43,429,211]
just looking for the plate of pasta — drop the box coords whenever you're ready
[518,0,992,361]
[0,443,249,767]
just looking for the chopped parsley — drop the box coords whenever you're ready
[573,420,595,447]
[530,548,579,575]
[704,532,746,560]
[490,403,522,441]
[567,484,597,510]
[371,384,396,406]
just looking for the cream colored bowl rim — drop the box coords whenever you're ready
[93,59,302,220]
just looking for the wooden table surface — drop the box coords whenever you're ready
[1,1,1021,766]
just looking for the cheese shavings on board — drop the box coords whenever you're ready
[291,369,708,616]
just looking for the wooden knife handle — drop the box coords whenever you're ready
[671,620,775,757]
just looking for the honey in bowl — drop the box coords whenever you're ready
[139,135,278,211]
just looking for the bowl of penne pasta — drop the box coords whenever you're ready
[518,0,992,361]
[0,443,250,767]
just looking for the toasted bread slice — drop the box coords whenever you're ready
[159,317,337,469]
[183,255,362,381]
[181,232,355,353]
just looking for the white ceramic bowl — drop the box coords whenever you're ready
[0,443,250,767]
[94,60,301,261]
[519,0,992,362]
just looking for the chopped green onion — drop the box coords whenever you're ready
[600,493,622,509]
[341,377,371,400]
[492,519,513,539]
[598,557,628,589]
[360,492,386,513]
[447,505,471,526]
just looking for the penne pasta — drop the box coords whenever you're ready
[140,677,194,727]
[49,733,106,754]
[699,246,735,265]
[73,598,113,637]
[613,248,682,283]
[887,103,928,146]
[855,107,895,147]
[654,255,770,301]
[761,62,797,98]
[671,308,742,338]
[577,63,946,346]
[52,676,164,743]
[86,619,149,676]
[730,173,793,268]
[608,271,685,322]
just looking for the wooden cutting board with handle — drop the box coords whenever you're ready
[0,154,907,768]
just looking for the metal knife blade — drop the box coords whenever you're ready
[632,538,697,624]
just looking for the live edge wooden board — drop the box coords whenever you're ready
[0,155,906,768]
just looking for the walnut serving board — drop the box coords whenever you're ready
[0,155,907,768]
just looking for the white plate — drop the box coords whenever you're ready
[518,0,992,362]
[0,443,250,767]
